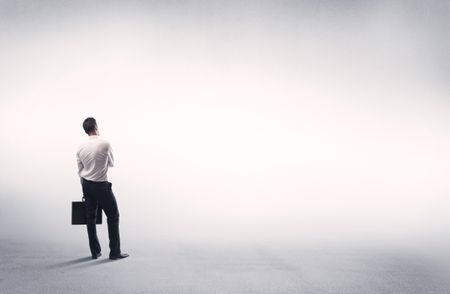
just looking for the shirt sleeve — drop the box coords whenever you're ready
[76,151,84,183]
[107,144,114,167]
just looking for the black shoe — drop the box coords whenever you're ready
[92,252,102,259]
[109,253,129,260]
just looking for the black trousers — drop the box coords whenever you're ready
[81,179,121,257]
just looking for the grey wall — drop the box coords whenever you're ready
[1,0,449,247]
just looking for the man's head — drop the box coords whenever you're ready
[83,117,99,135]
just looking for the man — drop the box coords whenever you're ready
[76,117,129,260]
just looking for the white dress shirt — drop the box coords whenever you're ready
[76,135,114,182]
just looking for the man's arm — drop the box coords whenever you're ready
[76,151,84,184]
[107,143,114,167]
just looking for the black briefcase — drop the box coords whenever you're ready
[71,200,102,225]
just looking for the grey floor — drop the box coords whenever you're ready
[1,239,450,294]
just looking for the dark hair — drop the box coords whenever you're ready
[83,117,97,134]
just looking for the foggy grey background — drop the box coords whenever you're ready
[1,0,450,250]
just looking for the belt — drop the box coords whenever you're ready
[82,178,108,184]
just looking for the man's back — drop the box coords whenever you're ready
[77,135,114,182]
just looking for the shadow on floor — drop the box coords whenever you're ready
[46,256,113,269]
[71,258,113,269]
[46,257,92,269]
